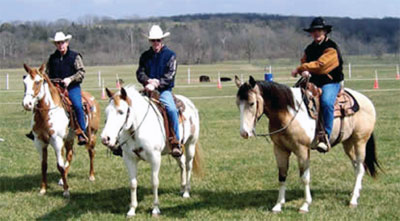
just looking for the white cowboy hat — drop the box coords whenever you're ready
[49,32,72,42]
[146,25,170,40]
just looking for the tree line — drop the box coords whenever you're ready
[0,13,399,68]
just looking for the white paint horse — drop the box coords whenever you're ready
[235,76,380,213]
[101,86,202,217]
[22,64,100,197]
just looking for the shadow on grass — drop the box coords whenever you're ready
[35,186,352,220]
[0,172,71,193]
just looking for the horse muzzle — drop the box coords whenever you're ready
[240,130,254,139]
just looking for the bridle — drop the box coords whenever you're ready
[112,97,152,148]
[24,77,61,111]
[251,77,309,138]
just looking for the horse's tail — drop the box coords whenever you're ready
[364,133,381,178]
[192,142,204,178]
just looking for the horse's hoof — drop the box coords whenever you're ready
[299,209,308,214]
[152,207,161,216]
[39,189,46,195]
[349,203,358,209]
[152,213,160,218]
[127,208,136,217]
[182,192,190,198]
[89,176,95,182]
[63,191,70,198]
[271,204,282,213]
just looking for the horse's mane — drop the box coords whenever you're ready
[37,70,62,106]
[256,81,295,111]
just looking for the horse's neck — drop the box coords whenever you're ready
[35,83,62,112]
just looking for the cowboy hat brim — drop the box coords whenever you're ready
[49,34,72,43]
[303,25,332,33]
[147,32,170,40]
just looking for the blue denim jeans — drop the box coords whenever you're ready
[321,83,341,137]
[68,85,86,133]
[160,90,180,141]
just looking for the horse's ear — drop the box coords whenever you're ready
[120,87,127,100]
[249,76,257,88]
[23,63,31,73]
[39,63,46,73]
[105,88,114,98]
[234,75,242,88]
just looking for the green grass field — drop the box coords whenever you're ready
[1,56,400,220]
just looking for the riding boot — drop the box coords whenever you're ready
[25,131,34,140]
[76,128,88,146]
[315,131,331,153]
[170,137,182,157]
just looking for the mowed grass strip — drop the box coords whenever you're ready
[1,58,400,220]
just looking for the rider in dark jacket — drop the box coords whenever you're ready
[292,17,344,153]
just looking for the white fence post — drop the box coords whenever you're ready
[348,63,352,79]
[98,70,101,87]
[188,67,191,84]
[6,74,9,90]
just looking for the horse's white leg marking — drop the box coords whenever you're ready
[272,145,290,213]
[150,153,161,216]
[299,168,312,213]
[51,137,69,198]
[272,181,286,213]
[350,160,365,207]
[124,154,138,217]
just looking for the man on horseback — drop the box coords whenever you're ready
[26,32,88,145]
[291,17,344,152]
[136,25,182,157]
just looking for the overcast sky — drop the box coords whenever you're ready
[0,0,399,22]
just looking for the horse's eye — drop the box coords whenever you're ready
[23,75,27,80]
[249,102,255,107]
[118,110,124,115]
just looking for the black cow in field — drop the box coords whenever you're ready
[199,75,210,82]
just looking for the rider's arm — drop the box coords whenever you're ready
[136,54,150,87]
[158,55,177,90]
[68,54,85,83]
[296,48,339,75]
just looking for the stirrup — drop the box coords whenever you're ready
[313,132,331,153]
[77,133,88,146]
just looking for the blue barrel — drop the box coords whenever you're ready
[264,73,273,82]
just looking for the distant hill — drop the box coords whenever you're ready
[0,13,399,68]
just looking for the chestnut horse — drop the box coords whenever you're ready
[101,86,202,217]
[235,76,380,213]
[22,63,100,197]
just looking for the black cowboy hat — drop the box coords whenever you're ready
[303,17,332,33]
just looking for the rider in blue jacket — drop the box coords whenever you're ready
[136,25,182,157]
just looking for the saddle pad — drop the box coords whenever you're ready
[334,90,359,118]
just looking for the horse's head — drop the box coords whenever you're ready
[235,75,264,139]
[22,63,46,111]
[101,87,132,149]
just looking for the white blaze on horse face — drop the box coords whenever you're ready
[23,74,42,111]
[101,100,130,147]
[238,96,257,139]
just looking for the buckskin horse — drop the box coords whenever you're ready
[101,86,202,217]
[235,75,380,213]
[22,63,100,197]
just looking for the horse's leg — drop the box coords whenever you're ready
[61,137,74,186]
[343,139,366,208]
[34,140,48,195]
[150,153,162,216]
[87,133,96,181]
[51,137,69,198]
[123,154,138,217]
[295,147,312,213]
[182,142,196,198]
[175,154,187,196]
[271,145,291,213]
